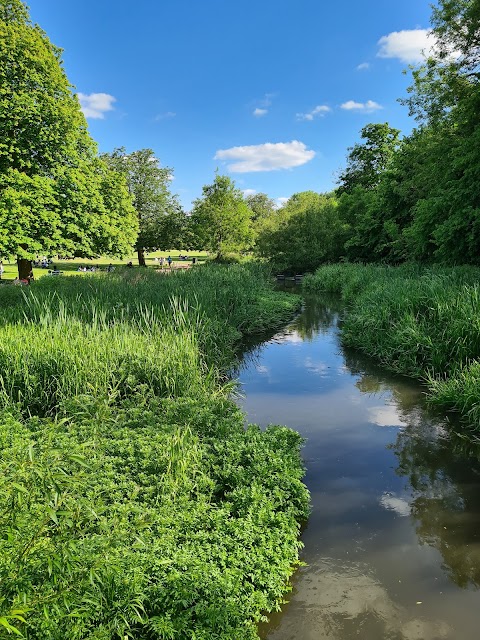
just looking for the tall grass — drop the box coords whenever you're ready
[0,300,210,416]
[0,264,308,639]
[304,263,480,432]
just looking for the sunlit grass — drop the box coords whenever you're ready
[0,249,210,281]
[0,263,307,639]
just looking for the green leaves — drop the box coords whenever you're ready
[101,148,185,257]
[0,265,308,639]
[0,1,138,266]
[256,191,346,273]
[190,173,255,258]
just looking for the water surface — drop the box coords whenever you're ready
[236,294,480,640]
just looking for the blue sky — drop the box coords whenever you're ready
[28,0,434,210]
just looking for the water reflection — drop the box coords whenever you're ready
[236,293,480,639]
[391,421,480,590]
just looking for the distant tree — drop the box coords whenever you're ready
[244,192,276,236]
[189,174,254,259]
[0,0,137,278]
[256,192,346,273]
[337,123,401,195]
[102,148,184,265]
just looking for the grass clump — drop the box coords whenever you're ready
[0,264,308,639]
[304,263,480,433]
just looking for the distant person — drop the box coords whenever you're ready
[192,257,196,265]
[167,255,172,268]
[126,261,133,268]
[107,263,114,272]
[0,260,4,279]
[27,269,34,284]
[159,257,165,268]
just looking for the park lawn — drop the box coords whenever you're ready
[0,250,209,281]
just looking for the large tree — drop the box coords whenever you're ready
[395,0,480,264]
[189,174,254,259]
[0,0,138,278]
[244,192,276,236]
[102,148,184,266]
[337,123,401,195]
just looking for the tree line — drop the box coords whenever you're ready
[2,0,479,279]
[258,0,480,271]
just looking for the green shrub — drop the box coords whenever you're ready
[0,398,309,639]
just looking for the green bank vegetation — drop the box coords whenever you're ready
[0,265,309,639]
[304,263,480,434]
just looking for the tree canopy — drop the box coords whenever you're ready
[256,192,346,273]
[189,174,254,259]
[0,0,138,277]
[101,148,185,265]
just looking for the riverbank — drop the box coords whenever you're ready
[0,264,309,639]
[303,263,480,437]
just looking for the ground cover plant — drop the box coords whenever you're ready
[0,264,309,639]
[303,264,480,435]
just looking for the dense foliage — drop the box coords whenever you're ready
[337,0,480,266]
[304,263,480,433]
[256,192,346,273]
[0,0,138,278]
[0,266,308,639]
[101,148,186,265]
[255,0,480,272]
[189,174,255,259]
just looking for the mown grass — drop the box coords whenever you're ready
[0,264,308,639]
[0,250,210,281]
[303,263,480,434]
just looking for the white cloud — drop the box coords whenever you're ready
[215,140,315,173]
[341,99,383,113]
[377,29,435,64]
[253,108,268,117]
[276,197,289,207]
[256,365,269,374]
[379,492,411,517]
[296,105,331,121]
[242,189,257,196]
[155,111,176,121]
[378,29,461,64]
[77,92,116,119]
[356,62,370,71]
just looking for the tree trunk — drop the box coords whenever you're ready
[17,256,32,280]
[137,248,146,266]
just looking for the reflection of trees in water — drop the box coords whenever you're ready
[344,338,480,590]
[234,293,344,376]
[239,291,480,590]
[391,420,480,589]
[343,347,424,414]
[289,294,343,341]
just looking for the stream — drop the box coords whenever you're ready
[236,292,480,640]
